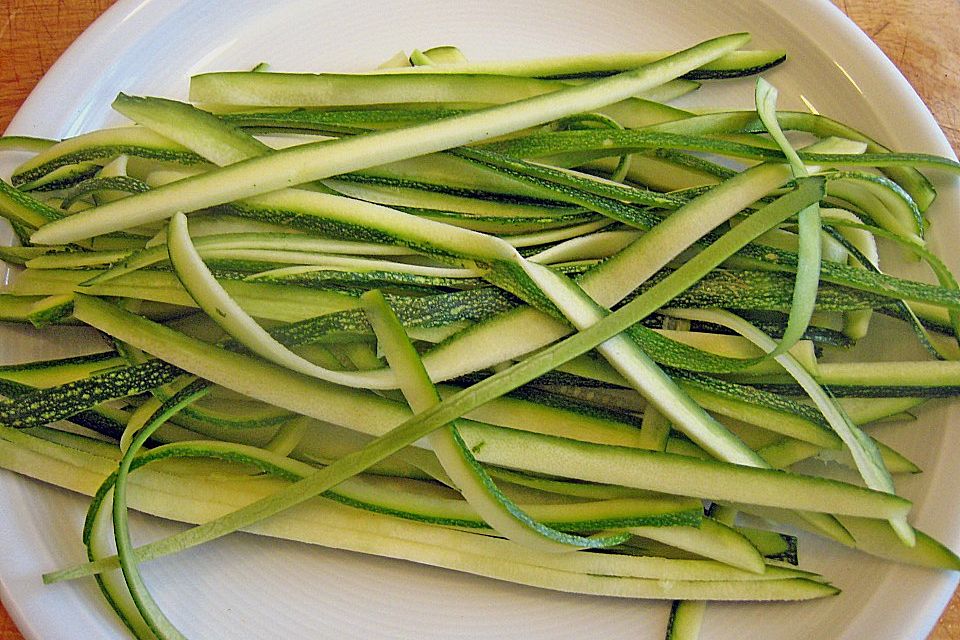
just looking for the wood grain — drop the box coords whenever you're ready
[0,1,957,639]
[836,0,960,152]
[0,0,118,132]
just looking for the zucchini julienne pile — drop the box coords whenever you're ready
[1,32,960,639]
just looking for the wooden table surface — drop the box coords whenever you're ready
[0,0,958,638]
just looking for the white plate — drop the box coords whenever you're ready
[1,0,958,638]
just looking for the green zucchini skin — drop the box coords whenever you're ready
[353,49,787,80]
[0,351,120,378]
[0,177,64,228]
[0,378,129,441]
[10,126,207,187]
[0,359,184,429]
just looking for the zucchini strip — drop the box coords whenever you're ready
[517,259,763,466]
[362,288,628,551]
[83,232,419,285]
[642,110,940,211]
[191,71,686,125]
[31,33,751,244]
[0,359,183,429]
[754,78,821,357]
[61,176,151,210]
[0,135,57,153]
[166,212,404,389]
[7,268,360,323]
[364,49,786,80]
[10,126,207,186]
[0,177,64,228]
[663,308,912,546]
[666,600,706,640]
[109,380,210,640]
[112,93,272,166]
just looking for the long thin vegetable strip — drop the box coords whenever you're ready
[0,359,183,429]
[517,259,762,466]
[166,212,403,390]
[111,379,210,640]
[61,176,151,210]
[825,217,960,346]
[452,146,684,213]
[361,288,628,551]
[637,405,671,451]
[754,78,821,357]
[0,351,123,386]
[347,49,788,79]
[118,393,167,455]
[665,599,706,640]
[9,127,207,187]
[85,483,157,639]
[88,388,196,637]
[641,110,941,210]
[7,267,362,323]
[224,252,478,278]
[189,71,689,119]
[0,135,56,153]
[112,94,271,166]
[482,129,960,178]
[663,307,913,547]
[31,33,750,245]
[84,232,421,286]
[0,178,64,228]
[222,107,471,131]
